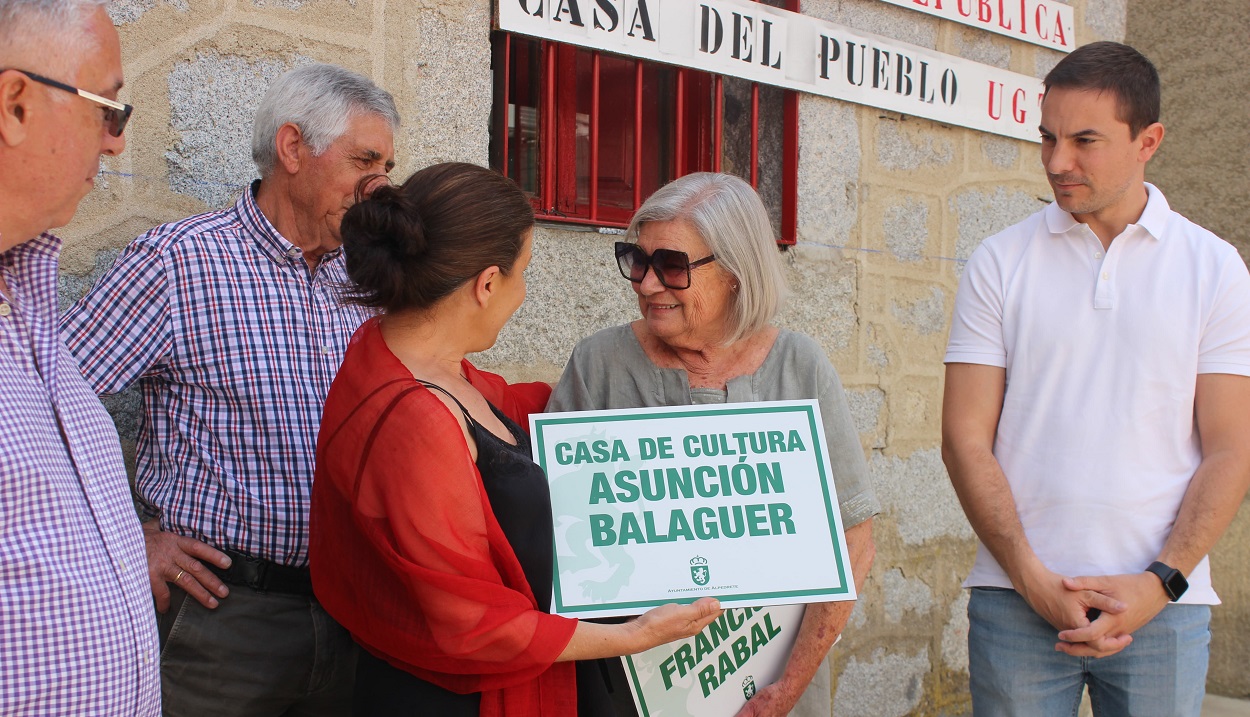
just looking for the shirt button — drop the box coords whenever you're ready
[286,247,302,258]
[1094,252,1103,259]
[1101,272,1110,280]
[0,303,10,317]
[321,345,333,356]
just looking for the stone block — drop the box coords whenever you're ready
[805,0,940,50]
[979,135,1020,171]
[478,227,638,371]
[797,96,860,248]
[874,118,956,173]
[941,590,971,673]
[401,5,493,168]
[1082,0,1128,42]
[950,186,1047,275]
[109,0,190,25]
[952,25,1011,69]
[871,447,974,545]
[890,285,947,337]
[776,244,858,357]
[835,647,930,717]
[883,568,935,623]
[847,386,886,448]
[166,50,304,208]
[883,193,933,263]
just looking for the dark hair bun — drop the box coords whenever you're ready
[342,182,427,262]
[340,162,534,314]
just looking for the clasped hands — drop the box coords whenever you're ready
[1019,567,1171,658]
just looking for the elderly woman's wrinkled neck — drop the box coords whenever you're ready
[633,320,778,390]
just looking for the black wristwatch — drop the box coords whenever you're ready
[1145,561,1189,601]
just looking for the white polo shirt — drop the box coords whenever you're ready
[945,184,1250,604]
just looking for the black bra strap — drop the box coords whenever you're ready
[416,379,476,428]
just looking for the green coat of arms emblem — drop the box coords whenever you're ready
[690,556,710,586]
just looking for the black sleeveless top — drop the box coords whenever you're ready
[352,382,614,717]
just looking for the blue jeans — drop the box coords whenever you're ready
[968,587,1210,717]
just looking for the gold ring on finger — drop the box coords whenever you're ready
[174,569,185,582]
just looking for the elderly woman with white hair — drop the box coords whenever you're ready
[548,172,879,717]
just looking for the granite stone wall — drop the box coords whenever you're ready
[1127,0,1250,699]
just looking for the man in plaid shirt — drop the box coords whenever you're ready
[0,1,160,715]
[62,63,397,715]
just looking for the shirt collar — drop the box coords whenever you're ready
[1044,182,1170,241]
[1,232,63,276]
[235,180,344,265]
[1135,183,1171,241]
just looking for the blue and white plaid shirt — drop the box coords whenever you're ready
[0,233,160,716]
[61,184,372,567]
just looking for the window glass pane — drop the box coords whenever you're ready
[574,48,592,209]
[640,63,675,203]
[755,83,786,239]
[577,55,639,213]
[682,69,716,175]
[489,33,541,197]
[719,76,754,183]
[572,52,684,220]
[491,34,767,228]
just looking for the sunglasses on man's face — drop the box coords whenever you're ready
[614,242,717,290]
[3,69,133,137]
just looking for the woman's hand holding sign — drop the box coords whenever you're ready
[558,598,724,661]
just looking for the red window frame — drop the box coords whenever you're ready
[490,0,799,244]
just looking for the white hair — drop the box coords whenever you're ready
[626,172,789,345]
[251,63,400,178]
[0,0,108,77]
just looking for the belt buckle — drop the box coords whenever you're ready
[252,555,270,592]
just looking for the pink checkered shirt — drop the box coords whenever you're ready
[0,232,160,716]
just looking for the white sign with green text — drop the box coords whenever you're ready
[624,603,806,716]
[530,400,855,619]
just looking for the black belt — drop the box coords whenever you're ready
[207,550,314,597]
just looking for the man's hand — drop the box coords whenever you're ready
[1053,573,1170,658]
[142,519,232,613]
[1016,565,1127,633]
[733,677,802,717]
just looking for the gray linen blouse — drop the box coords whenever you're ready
[547,324,880,528]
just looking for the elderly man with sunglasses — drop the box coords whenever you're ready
[0,1,158,715]
[60,64,398,716]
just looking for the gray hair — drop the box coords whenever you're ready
[0,0,109,76]
[251,63,400,178]
[626,172,788,345]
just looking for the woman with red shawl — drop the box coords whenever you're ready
[310,163,720,717]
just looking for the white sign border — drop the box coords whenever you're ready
[531,400,856,618]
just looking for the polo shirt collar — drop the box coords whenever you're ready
[1136,183,1171,241]
[234,180,344,264]
[1043,181,1171,241]
[1043,200,1081,235]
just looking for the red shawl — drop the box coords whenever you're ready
[310,318,577,716]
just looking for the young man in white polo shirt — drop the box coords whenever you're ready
[942,41,1250,716]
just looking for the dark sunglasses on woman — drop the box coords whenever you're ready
[614,241,716,290]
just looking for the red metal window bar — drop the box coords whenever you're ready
[490,5,798,244]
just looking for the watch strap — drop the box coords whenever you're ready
[1145,561,1188,601]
